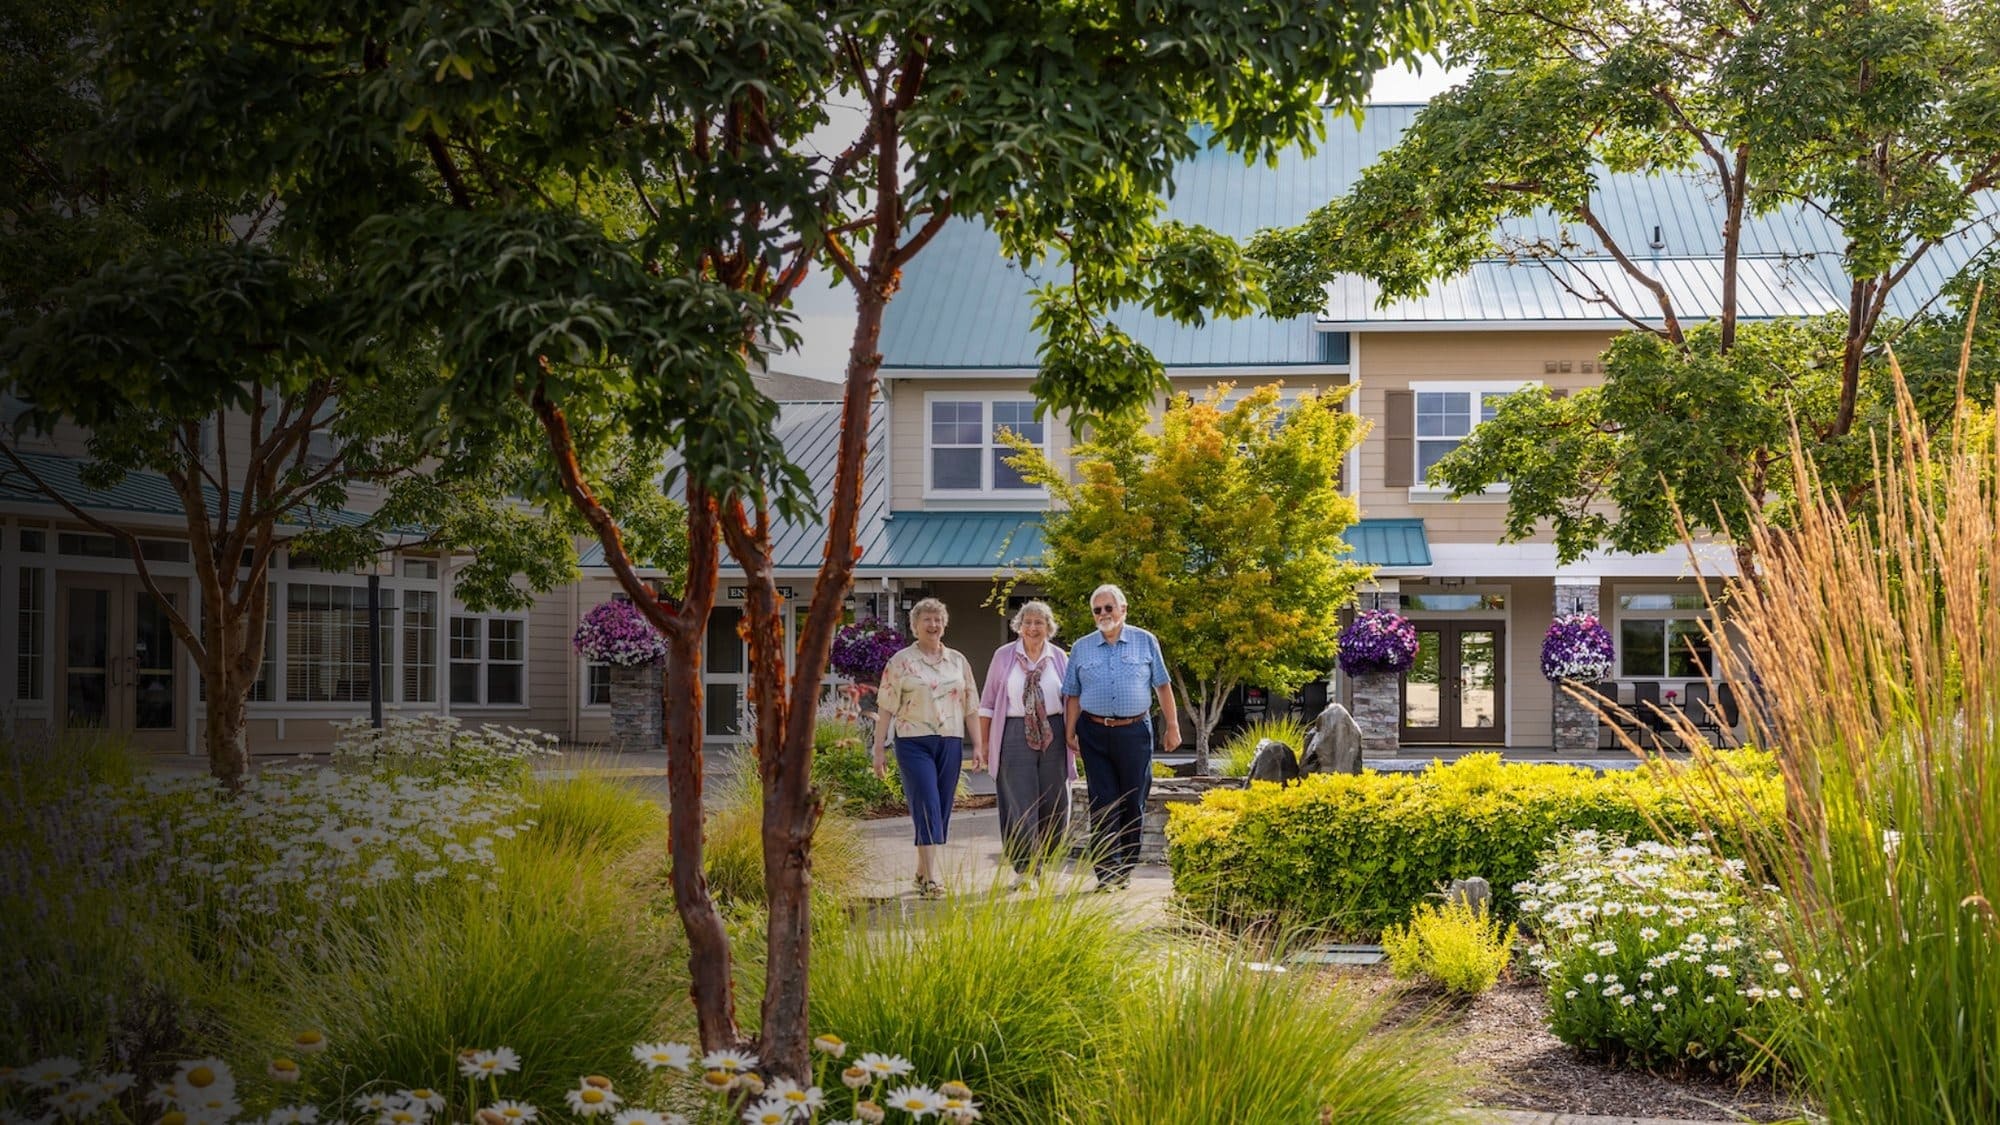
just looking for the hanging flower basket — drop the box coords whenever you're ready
[830,618,909,685]
[572,599,667,666]
[1541,613,1615,682]
[1337,609,1419,676]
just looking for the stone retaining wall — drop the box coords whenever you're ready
[1067,775,1247,864]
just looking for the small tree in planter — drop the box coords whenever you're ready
[1541,613,1615,754]
[575,599,670,751]
[1338,609,1418,754]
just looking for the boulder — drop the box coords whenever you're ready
[1300,701,1365,774]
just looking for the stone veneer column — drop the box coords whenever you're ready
[610,660,664,752]
[1350,673,1401,755]
[1551,579,1602,755]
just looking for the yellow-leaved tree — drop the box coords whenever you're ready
[1004,384,1371,773]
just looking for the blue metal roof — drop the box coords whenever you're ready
[580,398,889,574]
[0,451,197,517]
[1343,518,1430,568]
[879,104,2000,360]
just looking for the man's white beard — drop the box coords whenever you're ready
[1098,618,1119,636]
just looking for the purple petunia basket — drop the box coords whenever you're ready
[1541,613,1615,682]
[1337,609,1419,676]
[572,599,668,666]
[830,618,909,685]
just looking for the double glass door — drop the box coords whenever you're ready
[1399,621,1506,744]
[58,574,184,751]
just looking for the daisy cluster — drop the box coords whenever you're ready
[1513,830,1803,1074]
[330,716,560,785]
[1,1038,980,1125]
[0,731,539,976]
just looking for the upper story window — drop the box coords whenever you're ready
[926,395,1047,497]
[1416,390,1511,479]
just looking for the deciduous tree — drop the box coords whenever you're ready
[80,0,1454,1078]
[1005,385,1371,773]
[1252,0,2000,569]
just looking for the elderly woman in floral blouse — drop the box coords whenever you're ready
[870,597,983,899]
[977,600,1072,883]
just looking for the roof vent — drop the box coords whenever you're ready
[1649,224,1665,250]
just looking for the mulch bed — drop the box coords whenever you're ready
[857,794,996,820]
[1328,967,1806,1121]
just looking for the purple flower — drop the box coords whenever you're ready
[572,600,668,666]
[1541,613,1614,682]
[830,618,909,684]
[1337,609,1419,676]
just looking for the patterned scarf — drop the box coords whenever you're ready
[1017,643,1054,751]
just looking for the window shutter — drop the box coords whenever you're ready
[1384,389,1415,487]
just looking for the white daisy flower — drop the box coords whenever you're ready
[265,1107,322,1125]
[354,1094,398,1115]
[700,1051,758,1075]
[291,1031,331,1056]
[763,1080,822,1114]
[739,1101,790,1125]
[856,1054,912,1079]
[378,1105,427,1125]
[883,1086,944,1118]
[812,1035,847,1058]
[563,1088,620,1118]
[611,1111,665,1125]
[630,1043,694,1073]
[840,1067,870,1090]
[268,1059,302,1084]
[20,1059,82,1091]
[91,1075,136,1100]
[401,1091,447,1114]
[48,1084,110,1117]
[485,1102,538,1124]
[459,1049,522,1079]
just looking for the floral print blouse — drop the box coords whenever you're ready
[875,644,979,741]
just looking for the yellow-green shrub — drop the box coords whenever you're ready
[1381,899,1516,995]
[1166,750,1781,935]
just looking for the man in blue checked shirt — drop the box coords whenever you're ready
[1062,583,1182,890]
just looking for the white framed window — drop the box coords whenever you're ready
[285,583,393,703]
[401,589,438,703]
[1613,590,1712,679]
[1416,390,1511,478]
[16,567,44,701]
[924,394,1049,497]
[584,661,612,707]
[449,615,526,706]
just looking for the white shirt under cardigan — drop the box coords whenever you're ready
[975,640,1077,780]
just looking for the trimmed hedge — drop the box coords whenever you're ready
[1166,750,1783,936]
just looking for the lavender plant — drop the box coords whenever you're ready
[1335,610,1417,676]
[1540,614,1615,683]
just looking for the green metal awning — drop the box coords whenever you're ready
[1342,518,1430,567]
[869,511,1044,571]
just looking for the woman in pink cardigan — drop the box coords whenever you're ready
[975,599,1073,881]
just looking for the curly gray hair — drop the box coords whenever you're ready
[1010,599,1060,637]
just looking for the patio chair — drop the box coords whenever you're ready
[1585,681,1621,750]
[1715,681,1744,747]
[1631,681,1680,751]
[1683,681,1721,744]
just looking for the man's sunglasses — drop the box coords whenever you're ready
[1091,604,1118,616]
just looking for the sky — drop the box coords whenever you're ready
[779,61,1468,382]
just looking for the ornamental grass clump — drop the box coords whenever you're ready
[1093,944,1472,1124]
[1335,609,1417,676]
[1215,715,1309,778]
[571,599,667,666]
[829,618,908,685]
[1539,613,1614,683]
[1680,370,2000,1121]
[1381,898,1517,996]
[1515,830,1801,1076]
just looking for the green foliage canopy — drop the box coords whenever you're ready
[1006,385,1370,770]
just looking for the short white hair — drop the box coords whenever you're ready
[908,597,949,627]
[1090,584,1128,609]
[1011,599,1060,637]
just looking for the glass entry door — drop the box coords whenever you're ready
[58,573,185,751]
[1399,622,1506,745]
[704,606,748,742]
